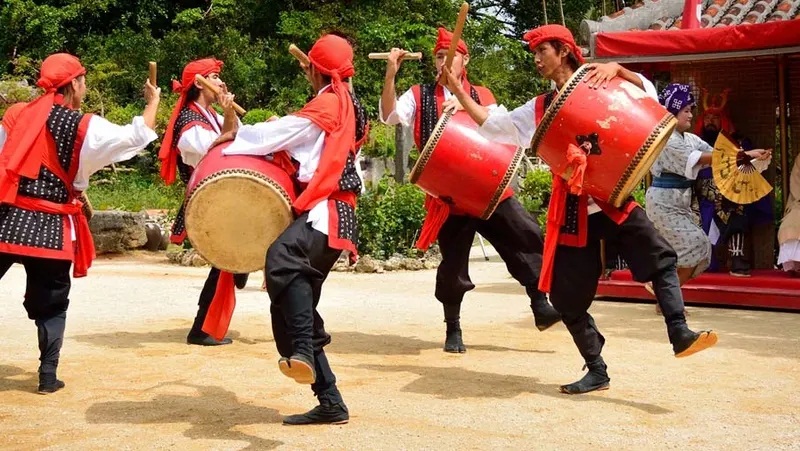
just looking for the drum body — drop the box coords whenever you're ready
[530,64,676,207]
[410,111,523,219]
[185,143,296,273]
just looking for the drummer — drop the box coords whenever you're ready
[379,27,561,354]
[220,34,368,426]
[441,24,718,394]
[159,58,248,346]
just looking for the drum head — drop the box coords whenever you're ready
[185,172,293,273]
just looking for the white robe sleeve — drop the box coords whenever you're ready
[635,73,659,100]
[223,115,325,183]
[477,98,537,149]
[177,125,220,168]
[684,134,713,180]
[379,88,416,127]
[73,115,158,191]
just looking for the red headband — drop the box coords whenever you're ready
[433,27,469,55]
[523,24,585,64]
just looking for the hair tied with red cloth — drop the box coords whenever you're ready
[522,24,585,65]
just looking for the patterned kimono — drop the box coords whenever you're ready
[646,130,712,277]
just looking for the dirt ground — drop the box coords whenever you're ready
[1,247,799,450]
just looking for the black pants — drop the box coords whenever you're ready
[266,214,343,404]
[436,197,546,305]
[188,268,248,339]
[0,253,72,377]
[549,207,687,363]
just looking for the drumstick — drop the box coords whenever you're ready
[194,74,246,116]
[368,52,423,61]
[148,61,157,86]
[289,44,310,67]
[443,3,470,75]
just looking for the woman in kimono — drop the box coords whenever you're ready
[647,83,770,288]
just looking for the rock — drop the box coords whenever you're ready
[331,255,353,272]
[400,257,425,271]
[89,210,147,254]
[383,255,403,271]
[166,246,185,264]
[158,231,170,251]
[189,253,208,267]
[423,258,441,270]
[143,223,163,252]
[355,255,382,273]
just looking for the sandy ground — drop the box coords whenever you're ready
[1,247,799,451]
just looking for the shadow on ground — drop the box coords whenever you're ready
[356,363,670,415]
[72,328,272,349]
[85,382,283,450]
[328,331,554,356]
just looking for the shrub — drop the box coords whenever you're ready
[242,108,278,125]
[356,176,426,259]
[361,122,396,159]
[88,170,185,212]
[516,167,552,229]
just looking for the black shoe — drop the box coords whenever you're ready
[234,273,249,289]
[283,401,349,425]
[37,379,65,395]
[729,256,751,277]
[187,334,233,346]
[444,320,465,353]
[560,358,610,394]
[532,302,562,332]
[670,326,718,358]
[278,355,316,384]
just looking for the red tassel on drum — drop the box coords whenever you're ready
[566,144,588,195]
[202,271,236,341]
[415,195,451,251]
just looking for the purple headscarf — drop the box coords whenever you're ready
[659,83,695,115]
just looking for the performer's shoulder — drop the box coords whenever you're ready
[472,85,496,104]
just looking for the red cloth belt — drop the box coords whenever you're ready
[14,195,96,278]
[539,144,587,293]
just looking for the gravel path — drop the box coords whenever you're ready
[1,249,798,450]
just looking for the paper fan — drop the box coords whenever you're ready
[711,133,772,205]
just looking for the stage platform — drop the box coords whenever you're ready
[596,269,800,311]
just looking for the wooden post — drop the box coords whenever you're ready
[779,55,789,207]
[394,125,410,183]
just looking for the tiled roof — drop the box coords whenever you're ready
[650,0,800,30]
[580,0,800,57]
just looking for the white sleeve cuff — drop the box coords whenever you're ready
[684,150,705,180]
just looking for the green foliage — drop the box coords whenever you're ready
[517,167,552,228]
[88,170,185,212]
[241,108,277,125]
[362,122,396,158]
[356,176,427,258]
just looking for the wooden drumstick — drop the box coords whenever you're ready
[368,52,423,61]
[289,44,310,67]
[148,61,157,86]
[194,74,246,115]
[443,3,470,74]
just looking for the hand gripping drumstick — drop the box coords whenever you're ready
[194,74,246,115]
[368,52,423,61]
[441,2,470,82]
[148,61,157,86]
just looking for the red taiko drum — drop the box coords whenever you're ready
[184,142,297,273]
[410,111,523,219]
[530,64,676,207]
